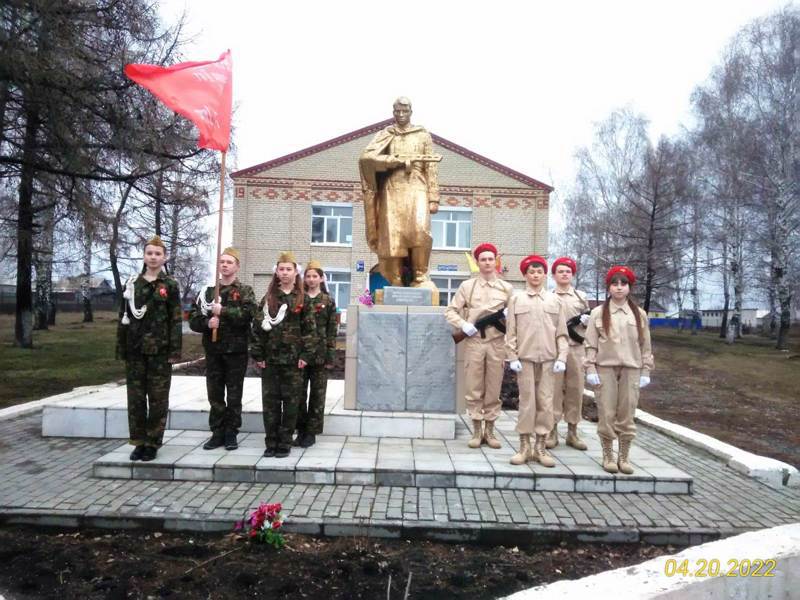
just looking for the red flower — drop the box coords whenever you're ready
[231,290,240,301]
[158,286,167,298]
[272,521,281,529]
[314,304,324,313]
[293,303,303,314]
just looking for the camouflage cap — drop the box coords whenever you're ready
[222,247,240,263]
[145,235,166,250]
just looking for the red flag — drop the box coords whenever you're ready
[124,50,232,151]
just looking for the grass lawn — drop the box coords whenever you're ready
[0,311,204,409]
[640,326,800,466]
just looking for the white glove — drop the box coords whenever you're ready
[639,375,651,388]
[503,307,508,317]
[552,360,566,373]
[586,373,601,386]
[461,322,478,337]
[579,313,590,327]
[508,360,522,373]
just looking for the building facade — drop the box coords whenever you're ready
[230,120,552,308]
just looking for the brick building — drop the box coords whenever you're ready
[230,119,552,308]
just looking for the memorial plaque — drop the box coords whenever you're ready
[383,286,432,306]
[406,312,456,412]
[356,311,407,411]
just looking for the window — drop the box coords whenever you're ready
[431,209,471,250]
[432,275,467,307]
[312,204,352,245]
[325,271,351,309]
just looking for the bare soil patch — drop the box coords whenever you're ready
[0,527,676,600]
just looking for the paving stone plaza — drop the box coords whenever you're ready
[1,376,798,546]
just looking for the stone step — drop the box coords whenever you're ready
[41,377,456,440]
[92,422,694,495]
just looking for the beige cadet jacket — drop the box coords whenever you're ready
[505,287,569,363]
[445,276,513,343]
[553,286,590,347]
[584,303,654,375]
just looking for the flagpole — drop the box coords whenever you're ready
[211,150,227,342]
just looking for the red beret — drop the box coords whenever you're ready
[520,255,548,275]
[605,265,636,286]
[473,243,498,259]
[551,256,577,274]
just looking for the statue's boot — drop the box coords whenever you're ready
[468,420,483,449]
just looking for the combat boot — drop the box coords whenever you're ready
[566,424,588,451]
[224,432,238,451]
[600,436,618,473]
[468,420,483,449]
[532,434,555,467]
[203,434,225,450]
[617,438,634,474]
[482,420,502,449]
[129,445,145,461]
[141,446,157,462]
[300,433,316,448]
[545,425,559,449]
[292,432,305,447]
[510,434,532,465]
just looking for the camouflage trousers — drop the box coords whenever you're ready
[126,354,172,448]
[261,363,305,451]
[297,364,328,435]
[206,352,248,436]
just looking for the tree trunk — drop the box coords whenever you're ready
[110,182,133,308]
[154,168,164,236]
[14,105,40,348]
[719,241,729,339]
[690,204,700,335]
[33,202,56,330]
[82,221,93,323]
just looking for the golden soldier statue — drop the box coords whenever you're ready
[359,97,442,287]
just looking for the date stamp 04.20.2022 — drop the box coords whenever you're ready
[664,558,776,578]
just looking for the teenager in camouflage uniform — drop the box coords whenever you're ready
[250,251,316,458]
[189,247,256,452]
[294,260,338,448]
[116,235,182,462]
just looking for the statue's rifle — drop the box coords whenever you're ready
[392,153,443,173]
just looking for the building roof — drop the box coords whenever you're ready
[231,119,554,192]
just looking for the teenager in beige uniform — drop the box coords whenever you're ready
[584,266,654,474]
[549,256,590,451]
[505,255,569,467]
[445,243,513,449]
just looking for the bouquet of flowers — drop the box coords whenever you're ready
[235,502,285,549]
[357,287,374,307]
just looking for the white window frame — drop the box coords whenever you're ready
[431,207,472,251]
[311,202,353,247]
[323,268,351,310]
[431,271,470,307]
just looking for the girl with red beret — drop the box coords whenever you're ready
[583,266,654,474]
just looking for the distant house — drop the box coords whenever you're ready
[647,301,668,318]
[54,276,115,298]
[700,308,768,329]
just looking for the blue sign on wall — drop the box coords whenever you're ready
[437,264,458,272]
[356,260,365,272]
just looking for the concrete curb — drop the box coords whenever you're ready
[635,409,799,489]
[0,507,732,546]
[504,522,800,599]
[583,389,799,489]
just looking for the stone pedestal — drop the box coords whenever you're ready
[344,304,457,414]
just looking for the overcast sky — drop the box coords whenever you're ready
[156,0,788,306]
